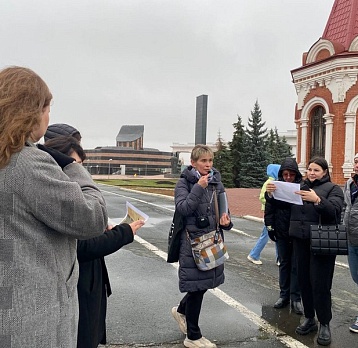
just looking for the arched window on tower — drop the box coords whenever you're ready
[310,106,325,158]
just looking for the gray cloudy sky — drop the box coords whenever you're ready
[1,0,332,152]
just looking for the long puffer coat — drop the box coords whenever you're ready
[289,175,343,240]
[175,166,232,293]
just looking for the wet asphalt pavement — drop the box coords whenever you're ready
[97,185,357,348]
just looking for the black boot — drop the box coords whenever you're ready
[291,301,304,315]
[317,324,331,346]
[295,317,318,335]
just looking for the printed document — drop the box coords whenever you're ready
[272,181,303,205]
[120,201,149,224]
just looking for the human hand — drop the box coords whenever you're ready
[219,213,231,227]
[129,220,145,235]
[266,182,276,197]
[267,227,277,242]
[197,174,210,188]
[37,144,74,169]
[295,188,320,203]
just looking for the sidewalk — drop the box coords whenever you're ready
[225,188,263,219]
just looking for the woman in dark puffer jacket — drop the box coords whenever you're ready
[171,144,232,348]
[289,157,343,346]
[264,157,303,314]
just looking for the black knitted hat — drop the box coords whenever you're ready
[44,123,81,142]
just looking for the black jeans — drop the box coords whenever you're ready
[276,237,300,301]
[177,290,207,340]
[293,238,336,324]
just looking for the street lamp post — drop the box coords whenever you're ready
[108,159,112,179]
[145,161,148,176]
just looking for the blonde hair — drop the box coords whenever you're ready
[0,66,52,168]
[190,144,214,161]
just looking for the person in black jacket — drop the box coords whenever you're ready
[264,158,303,315]
[289,157,343,346]
[44,135,145,348]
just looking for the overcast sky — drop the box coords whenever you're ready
[0,0,333,152]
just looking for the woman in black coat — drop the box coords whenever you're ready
[171,145,232,348]
[44,135,145,348]
[264,157,303,314]
[76,225,135,348]
[289,157,343,346]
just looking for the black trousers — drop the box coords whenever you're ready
[177,290,207,340]
[276,237,300,301]
[293,238,336,324]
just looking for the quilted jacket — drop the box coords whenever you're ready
[175,166,232,293]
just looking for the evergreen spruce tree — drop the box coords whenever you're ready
[239,101,268,188]
[266,127,294,165]
[213,131,234,188]
[229,115,246,187]
[276,131,293,161]
[266,128,279,164]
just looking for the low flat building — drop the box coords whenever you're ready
[84,125,173,175]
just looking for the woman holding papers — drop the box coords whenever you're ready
[247,164,280,265]
[289,157,343,346]
[171,144,232,348]
[44,134,145,348]
[265,158,303,315]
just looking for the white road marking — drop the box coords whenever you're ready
[101,187,174,212]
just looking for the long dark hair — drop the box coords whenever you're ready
[45,135,86,162]
[308,156,330,181]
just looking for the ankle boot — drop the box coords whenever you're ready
[295,317,318,335]
[317,323,331,346]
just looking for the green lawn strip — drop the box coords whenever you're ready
[94,178,178,188]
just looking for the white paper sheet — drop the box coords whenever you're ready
[272,181,303,205]
[120,201,149,224]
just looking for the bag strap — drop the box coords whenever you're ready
[318,210,339,226]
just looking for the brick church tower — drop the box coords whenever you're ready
[291,0,358,184]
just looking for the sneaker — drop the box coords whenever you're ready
[184,336,217,348]
[350,316,358,333]
[247,255,262,265]
[171,306,187,334]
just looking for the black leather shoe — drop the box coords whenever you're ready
[273,298,290,309]
[291,301,304,315]
[295,317,318,335]
[317,324,331,346]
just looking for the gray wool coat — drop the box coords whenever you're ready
[343,176,358,246]
[175,166,232,293]
[0,143,108,348]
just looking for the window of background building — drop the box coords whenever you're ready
[310,106,325,158]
